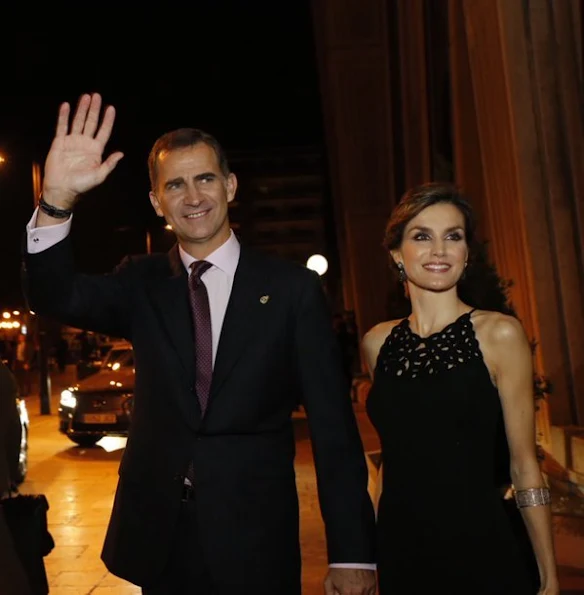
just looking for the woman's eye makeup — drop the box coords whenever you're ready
[410,230,465,241]
[413,232,430,241]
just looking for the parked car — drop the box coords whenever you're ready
[58,341,134,447]
[75,338,131,380]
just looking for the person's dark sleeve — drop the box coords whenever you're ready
[293,271,376,564]
[23,235,134,340]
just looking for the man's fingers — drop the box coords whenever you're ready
[70,94,92,134]
[82,93,102,137]
[97,151,124,181]
[55,102,71,138]
[95,105,117,146]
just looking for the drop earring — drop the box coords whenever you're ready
[397,262,407,283]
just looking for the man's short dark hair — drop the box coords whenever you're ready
[148,128,230,189]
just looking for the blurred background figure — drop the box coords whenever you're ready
[13,334,33,397]
[54,334,69,374]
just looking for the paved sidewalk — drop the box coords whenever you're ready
[19,366,584,593]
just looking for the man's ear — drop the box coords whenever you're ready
[149,191,164,218]
[226,173,238,204]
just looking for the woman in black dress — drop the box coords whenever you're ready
[362,183,558,594]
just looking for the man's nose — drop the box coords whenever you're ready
[185,185,203,206]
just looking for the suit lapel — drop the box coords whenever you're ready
[146,246,200,420]
[210,247,269,400]
[145,244,271,420]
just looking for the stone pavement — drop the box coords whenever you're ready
[16,367,584,594]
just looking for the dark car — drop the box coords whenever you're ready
[58,342,134,447]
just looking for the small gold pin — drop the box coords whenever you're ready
[260,295,270,304]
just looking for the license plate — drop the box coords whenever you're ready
[83,413,117,424]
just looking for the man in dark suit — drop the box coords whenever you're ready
[23,93,376,594]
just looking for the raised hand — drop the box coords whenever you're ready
[42,93,124,209]
[324,568,377,595]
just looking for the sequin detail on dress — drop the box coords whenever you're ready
[377,310,482,379]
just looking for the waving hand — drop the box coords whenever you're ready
[42,93,124,210]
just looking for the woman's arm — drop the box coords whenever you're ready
[488,314,559,594]
[360,321,397,379]
[360,322,396,516]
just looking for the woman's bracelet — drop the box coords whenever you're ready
[514,486,551,508]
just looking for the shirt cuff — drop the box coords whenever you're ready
[328,563,376,570]
[26,207,72,254]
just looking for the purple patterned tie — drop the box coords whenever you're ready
[189,260,213,414]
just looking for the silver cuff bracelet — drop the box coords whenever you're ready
[514,487,551,508]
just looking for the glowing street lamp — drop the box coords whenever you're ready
[306,254,328,276]
[0,155,50,412]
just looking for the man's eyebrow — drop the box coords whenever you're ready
[165,176,184,186]
[194,172,217,180]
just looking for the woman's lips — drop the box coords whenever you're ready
[423,263,451,272]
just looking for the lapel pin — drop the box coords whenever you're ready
[260,295,270,304]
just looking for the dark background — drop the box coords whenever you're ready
[0,1,325,307]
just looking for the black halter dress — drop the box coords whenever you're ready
[366,311,537,594]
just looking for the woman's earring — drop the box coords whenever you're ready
[397,262,407,283]
[461,261,468,280]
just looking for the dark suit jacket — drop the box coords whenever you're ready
[23,236,375,590]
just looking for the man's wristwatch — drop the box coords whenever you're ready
[38,195,73,219]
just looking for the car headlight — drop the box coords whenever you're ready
[60,389,77,408]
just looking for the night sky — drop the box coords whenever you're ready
[0,2,324,307]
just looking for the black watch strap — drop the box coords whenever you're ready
[38,195,73,219]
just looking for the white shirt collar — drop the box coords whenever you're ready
[178,229,240,276]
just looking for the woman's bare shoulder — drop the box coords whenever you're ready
[471,309,529,350]
[362,319,403,352]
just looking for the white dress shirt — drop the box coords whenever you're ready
[177,232,240,367]
[25,209,375,571]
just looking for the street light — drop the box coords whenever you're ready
[306,254,328,276]
[29,160,52,413]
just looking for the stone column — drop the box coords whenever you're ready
[451,0,584,439]
[395,0,432,189]
[311,0,395,340]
